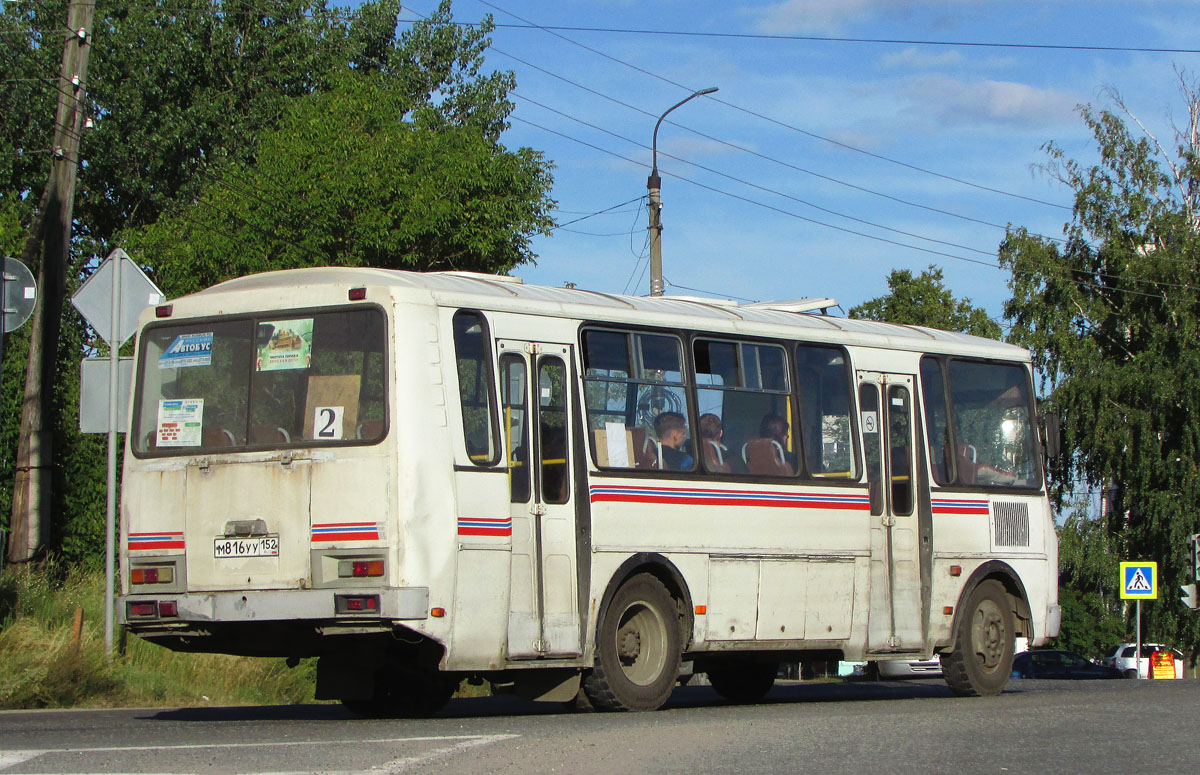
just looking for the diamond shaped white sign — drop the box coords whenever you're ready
[71,249,164,347]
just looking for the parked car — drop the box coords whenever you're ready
[871,658,943,679]
[1103,643,1184,679]
[1011,650,1122,680]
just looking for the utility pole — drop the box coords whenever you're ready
[8,0,94,564]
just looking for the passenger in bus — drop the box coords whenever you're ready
[743,413,795,476]
[654,411,693,470]
[698,413,733,473]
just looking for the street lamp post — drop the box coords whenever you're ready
[647,86,718,297]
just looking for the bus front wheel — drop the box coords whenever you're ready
[941,580,1015,697]
[583,573,682,712]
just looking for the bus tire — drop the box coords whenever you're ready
[941,580,1015,697]
[707,661,777,703]
[583,573,681,712]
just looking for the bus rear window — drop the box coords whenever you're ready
[132,307,387,454]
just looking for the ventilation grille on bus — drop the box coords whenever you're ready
[992,502,1030,547]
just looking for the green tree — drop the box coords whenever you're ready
[0,0,551,563]
[1001,77,1200,656]
[1049,504,1126,657]
[125,70,554,296]
[848,265,1002,338]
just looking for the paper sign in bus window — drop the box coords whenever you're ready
[158,332,213,369]
[157,398,203,447]
[314,406,345,440]
[861,411,879,434]
[256,318,314,372]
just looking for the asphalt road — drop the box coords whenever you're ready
[1,678,1196,775]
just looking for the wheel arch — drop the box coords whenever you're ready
[943,560,1032,654]
[597,552,695,650]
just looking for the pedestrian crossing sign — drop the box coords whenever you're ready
[1120,561,1158,599]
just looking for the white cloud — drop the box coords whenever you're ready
[904,76,1080,128]
[880,47,965,70]
[749,0,985,35]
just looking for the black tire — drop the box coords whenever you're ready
[583,573,682,712]
[707,661,778,704]
[941,580,1015,697]
[341,663,457,718]
[1123,669,1138,679]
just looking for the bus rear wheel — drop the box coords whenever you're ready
[941,580,1015,697]
[707,661,778,703]
[583,573,682,712]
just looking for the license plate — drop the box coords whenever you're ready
[214,536,279,558]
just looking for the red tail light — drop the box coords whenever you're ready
[335,594,380,614]
[128,601,157,617]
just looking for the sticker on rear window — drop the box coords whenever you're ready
[157,398,204,447]
[256,318,314,371]
[159,332,213,369]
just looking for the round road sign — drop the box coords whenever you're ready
[2,257,37,333]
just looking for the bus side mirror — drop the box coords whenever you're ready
[1041,412,1061,463]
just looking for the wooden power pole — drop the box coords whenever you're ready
[7,0,94,563]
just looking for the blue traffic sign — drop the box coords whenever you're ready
[1120,561,1158,600]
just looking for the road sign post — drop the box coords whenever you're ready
[70,249,164,656]
[1120,561,1158,679]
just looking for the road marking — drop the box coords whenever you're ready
[0,734,519,775]
[0,750,47,770]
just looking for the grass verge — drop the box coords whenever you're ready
[0,562,318,709]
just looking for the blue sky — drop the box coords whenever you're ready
[394,0,1200,324]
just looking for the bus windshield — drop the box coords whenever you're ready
[131,307,387,454]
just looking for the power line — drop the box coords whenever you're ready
[494,46,1060,243]
[515,113,1200,303]
[475,0,1073,211]
[512,114,1003,270]
[551,196,643,230]
[483,22,1200,56]
[513,90,999,258]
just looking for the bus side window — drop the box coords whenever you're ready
[583,328,691,471]
[452,310,500,465]
[795,345,857,479]
[500,354,530,503]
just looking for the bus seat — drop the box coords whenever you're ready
[703,439,732,473]
[630,427,661,469]
[357,419,385,440]
[742,438,792,476]
[956,443,977,485]
[249,425,291,444]
[202,427,237,447]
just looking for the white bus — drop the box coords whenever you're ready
[119,267,1059,714]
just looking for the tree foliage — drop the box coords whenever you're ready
[1049,505,1126,657]
[125,70,554,296]
[1001,76,1200,653]
[848,265,1002,338]
[0,0,554,563]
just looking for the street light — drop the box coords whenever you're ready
[647,86,718,297]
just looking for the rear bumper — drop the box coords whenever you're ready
[119,586,429,625]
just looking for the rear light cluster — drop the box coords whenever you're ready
[337,559,384,578]
[335,594,380,614]
[126,600,179,619]
[131,566,174,585]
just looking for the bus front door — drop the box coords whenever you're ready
[859,372,926,654]
[498,341,582,660]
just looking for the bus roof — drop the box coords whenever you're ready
[192,266,1027,361]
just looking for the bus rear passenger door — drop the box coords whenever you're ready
[499,341,582,660]
[860,372,926,653]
